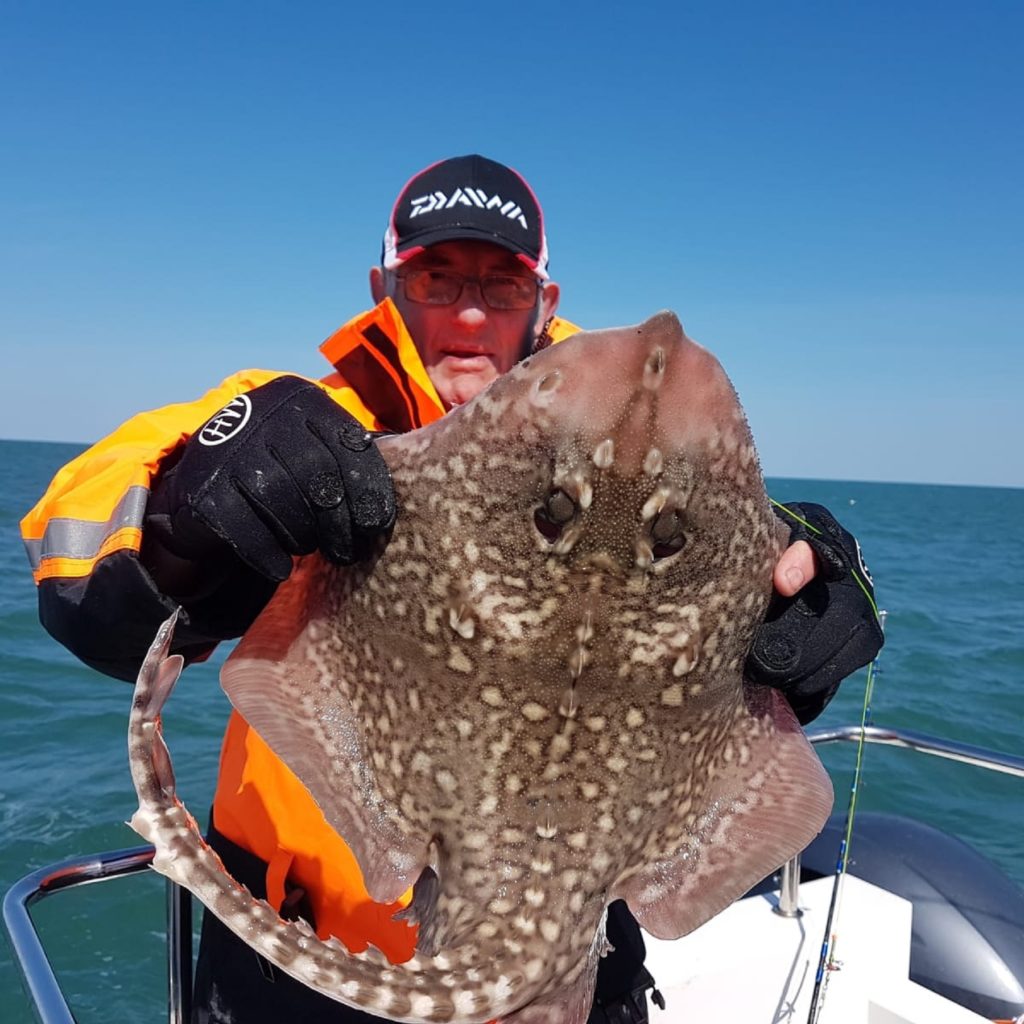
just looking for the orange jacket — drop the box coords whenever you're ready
[22,298,580,958]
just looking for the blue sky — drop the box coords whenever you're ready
[2,2,1021,487]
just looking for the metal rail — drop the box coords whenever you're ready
[2,845,191,1024]
[3,725,1021,1024]
[807,723,1024,778]
[770,724,1024,915]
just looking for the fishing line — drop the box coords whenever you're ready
[768,498,879,619]
[805,607,887,1024]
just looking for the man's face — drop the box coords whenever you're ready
[372,240,559,409]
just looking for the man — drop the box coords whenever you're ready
[22,155,882,1023]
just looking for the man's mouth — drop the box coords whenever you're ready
[441,347,495,371]
[443,345,491,358]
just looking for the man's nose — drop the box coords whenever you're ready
[454,280,488,328]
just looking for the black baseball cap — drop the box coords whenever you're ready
[382,155,549,280]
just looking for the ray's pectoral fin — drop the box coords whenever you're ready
[614,687,833,940]
[220,557,429,905]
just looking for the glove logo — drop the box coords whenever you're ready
[855,538,874,587]
[198,396,252,447]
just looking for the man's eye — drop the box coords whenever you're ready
[486,276,533,300]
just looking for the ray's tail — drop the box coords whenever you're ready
[126,613,539,1024]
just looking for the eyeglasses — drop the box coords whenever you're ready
[397,269,540,311]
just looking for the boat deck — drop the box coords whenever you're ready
[646,873,990,1023]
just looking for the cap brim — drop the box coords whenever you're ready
[384,225,549,280]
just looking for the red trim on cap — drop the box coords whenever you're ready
[507,166,545,252]
[388,158,446,242]
[393,244,425,265]
[516,253,540,274]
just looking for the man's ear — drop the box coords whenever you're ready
[369,266,387,304]
[537,281,560,331]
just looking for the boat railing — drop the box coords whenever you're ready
[4,847,192,1024]
[807,724,1024,778]
[5,725,1023,1024]
[773,724,1024,917]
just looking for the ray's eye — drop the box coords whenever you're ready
[534,488,576,542]
[650,509,687,561]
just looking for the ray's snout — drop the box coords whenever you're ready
[519,309,747,474]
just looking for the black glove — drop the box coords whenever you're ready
[746,502,883,725]
[145,375,397,584]
[588,901,663,1023]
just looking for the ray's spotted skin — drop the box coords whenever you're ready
[129,311,834,1023]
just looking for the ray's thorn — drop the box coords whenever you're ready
[643,346,667,390]
[592,438,615,469]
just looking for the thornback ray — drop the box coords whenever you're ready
[129,311,833,1023]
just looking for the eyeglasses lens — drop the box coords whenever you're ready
[401,270,537,310]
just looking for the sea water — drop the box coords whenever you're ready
[2,438,1022,1023]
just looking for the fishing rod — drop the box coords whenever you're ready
[805,607,887,1024]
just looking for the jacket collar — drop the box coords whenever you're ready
[319,298,582,433]
[319,298,446,433]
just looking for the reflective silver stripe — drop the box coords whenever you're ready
[24,486,150,571]
[23,537,42,568]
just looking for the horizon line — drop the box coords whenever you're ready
[2,436,1020,493]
